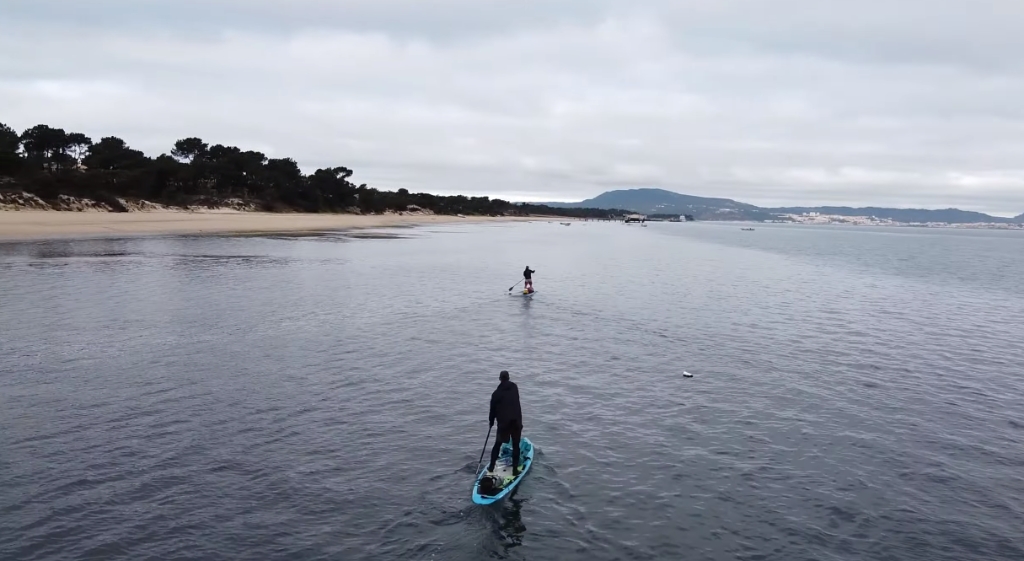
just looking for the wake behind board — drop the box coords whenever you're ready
[472,436,534,505]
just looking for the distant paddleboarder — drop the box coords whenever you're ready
[523,266,535,293]
[487,370,524,476]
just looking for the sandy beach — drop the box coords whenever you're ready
[0,210,542,241]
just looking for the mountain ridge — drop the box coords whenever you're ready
[541,188,1023,224]
[540,188,778,221]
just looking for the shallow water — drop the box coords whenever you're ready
[2,221,1023,560]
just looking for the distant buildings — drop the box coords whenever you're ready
[636,213,694,223]
[779,212,1023,229]
[782,212,893,226]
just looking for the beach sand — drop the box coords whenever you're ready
[0,210,542,241]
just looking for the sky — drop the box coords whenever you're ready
[3,1,1024,216]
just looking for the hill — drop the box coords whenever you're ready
[545,188,1023,224]
[542,188,778,221]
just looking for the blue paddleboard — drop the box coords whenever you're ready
[472,437,534,505]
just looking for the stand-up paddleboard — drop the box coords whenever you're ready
[510,289,536,297]
[472,437,534,505]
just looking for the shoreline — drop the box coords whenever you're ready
[0,210,547,242]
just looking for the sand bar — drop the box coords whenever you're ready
[0,210,541,241]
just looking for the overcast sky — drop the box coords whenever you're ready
[3,1,1024,215]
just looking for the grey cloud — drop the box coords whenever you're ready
[3,1,1024,215]
[5,0,622,41]
[11,0,1024,67]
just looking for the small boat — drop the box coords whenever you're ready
[472,437,535,505]
[741,227,755,231]
[560,222,571,226]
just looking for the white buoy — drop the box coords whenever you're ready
[683,371,693,378]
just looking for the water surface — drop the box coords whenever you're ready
[2,221,1023,560]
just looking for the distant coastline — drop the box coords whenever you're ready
[770,212,1024,230]
[5,122,1021,231]
[542,188,1024,225]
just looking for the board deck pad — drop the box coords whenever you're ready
[472,437,534,505]
[489,456,520,480]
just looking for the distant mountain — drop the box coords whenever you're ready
[1016,212,1024,222]
[542,188,778,221]
[543,188,1021,223]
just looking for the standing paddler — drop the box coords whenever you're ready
[487,370,524,477]
[522,266,535,293]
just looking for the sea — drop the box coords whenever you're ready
[2,220,1023,561]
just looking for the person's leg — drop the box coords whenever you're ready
[511,422,522,474]
[488,426,510,472]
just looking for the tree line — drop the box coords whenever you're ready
[0,122,627,218]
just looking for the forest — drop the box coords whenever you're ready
[0,122,627,218]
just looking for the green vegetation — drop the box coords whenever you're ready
[0,122,627,218]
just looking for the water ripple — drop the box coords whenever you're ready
[2,223,1024,560]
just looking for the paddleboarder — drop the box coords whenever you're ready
[523,266,535,293]
[487,370,524,476]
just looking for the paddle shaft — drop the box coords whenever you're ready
[509,272,536,292]
[476,424,493,474]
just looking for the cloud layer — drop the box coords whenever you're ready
[3,1,1024,214]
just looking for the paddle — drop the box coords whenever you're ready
[508,279,523,292]
[476,424,493,475]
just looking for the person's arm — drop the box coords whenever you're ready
[489,391,497,426]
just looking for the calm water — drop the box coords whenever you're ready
[2,221,1024,561]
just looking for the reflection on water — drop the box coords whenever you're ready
[498,492,527,553]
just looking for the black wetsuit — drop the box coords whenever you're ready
[488,379,523,472]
